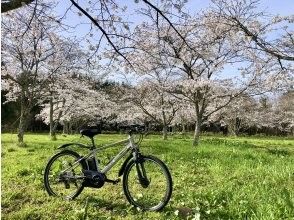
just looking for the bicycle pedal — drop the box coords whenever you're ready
[105,178,120,185]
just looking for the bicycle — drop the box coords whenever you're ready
[44,125,173,211]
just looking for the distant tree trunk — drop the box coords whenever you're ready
[161,104,169,140]
[193,118,202,146]
[69,122,73,134]
[228,123,237,136]
[182,124,186,133]
[63,121,69,134]
[162,125,168,140]
[222,125,229,136]
[18,112,26,144]
[49,98,64,140]
[228,118,241,136]
[17,90,30,146]
[63,122,66,134]
[49,97,57,140]
[235,117,241,136]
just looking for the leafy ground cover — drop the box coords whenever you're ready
[1,133,294,219]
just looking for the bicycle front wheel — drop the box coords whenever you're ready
[123,155,172,211]
[44,150,86,200]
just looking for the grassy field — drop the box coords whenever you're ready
[1,133,294,219]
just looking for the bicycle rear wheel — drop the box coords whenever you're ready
[44,150,86,200]
[123,155,172,211]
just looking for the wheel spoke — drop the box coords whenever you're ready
[44,151,85,199]
[123,156,172,211]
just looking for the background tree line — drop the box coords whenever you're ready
[1,0,293,146]
[2,80,293,136]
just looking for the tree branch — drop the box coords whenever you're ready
[69,0,133,67]
[233,17,294,61]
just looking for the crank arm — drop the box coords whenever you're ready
[105,178,120,185]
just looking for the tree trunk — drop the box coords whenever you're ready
[50,132,57,140]
[63,122,66,134]
[162,125,168,140]
[63,121,69,134]
[18,113,26,145]
[161,104,168,140]
[182,124,186,133]
[228,123,237,136]
[193,119,201,146]
[234,117,241,136]
[69,123,73,134]
[49,98,64,140]
[17,91,29,146]
[49,97,57,140]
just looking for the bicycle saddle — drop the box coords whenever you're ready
[80,126,101,138]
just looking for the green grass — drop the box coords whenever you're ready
[1,133,294,219]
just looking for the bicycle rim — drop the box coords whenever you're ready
[45,152,84,199]
[123,156,172,211]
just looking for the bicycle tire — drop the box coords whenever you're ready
[123,155,172,211]
[44,150,86,200]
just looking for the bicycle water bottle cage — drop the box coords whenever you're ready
[80,126,101,138]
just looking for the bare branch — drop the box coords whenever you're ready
[233,17,294,61]
[69,0,133,67]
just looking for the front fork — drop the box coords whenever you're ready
[133,151,150,188]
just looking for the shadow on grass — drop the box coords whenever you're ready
[266,148,291,156]
[245,145,292,157]
[85,196,130,213]
[83,196,176,218]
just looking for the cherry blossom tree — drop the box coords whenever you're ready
[3,0,292,67]
[275,91,294,135]
[38,75,115,135]
[124,10,257,145]
[210,0,294,66]
[1,5,60,144]
[209,94,257,136]
[2,0,292,142]
[117,24,182,139]
[2,2,110,142]
[170,100,195,134]
[118,81,179,140]
[3,0,193,68]
[252,92,294,135]
[44,35,100,140]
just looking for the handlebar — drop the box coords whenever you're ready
[119,124,146,135]
[119,124,146,145]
